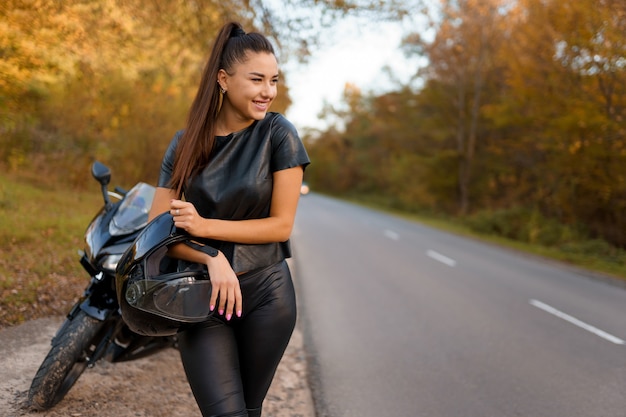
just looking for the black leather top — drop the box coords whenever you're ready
[158,112,310,273]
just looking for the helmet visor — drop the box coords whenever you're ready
[125,274,212,321]
[152,278,213,320]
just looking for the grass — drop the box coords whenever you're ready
[0,172,101,327]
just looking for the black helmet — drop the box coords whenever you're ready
[115,212,217,336]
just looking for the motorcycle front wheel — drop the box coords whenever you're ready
[27,309,106,410]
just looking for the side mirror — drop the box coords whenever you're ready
[91,161,111,186]
[91,161,112,208]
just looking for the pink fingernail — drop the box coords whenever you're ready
[218,309,224,315]
[226,313,232,321]
[210,305,215,311]
[237,310,242,317]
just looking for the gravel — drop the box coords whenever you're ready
[0,316,315,417]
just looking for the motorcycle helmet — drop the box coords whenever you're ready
[115,212,217,336]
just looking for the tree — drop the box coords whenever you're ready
[308,0,626,248]
[1,0,416,183]
[403,0,508,214]
[487,0,626,245]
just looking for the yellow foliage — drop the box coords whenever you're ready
[0,0,224,110]
[568,140,582,154]
[7,148,26,172]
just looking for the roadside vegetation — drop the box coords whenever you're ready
[305,0,626,271]
[0,172,98,327]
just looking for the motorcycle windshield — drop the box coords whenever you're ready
[110,183,155,236]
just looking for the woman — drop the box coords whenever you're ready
[148,21,310,417]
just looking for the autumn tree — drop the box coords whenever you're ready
[1,0,232,183]
[307,0,626,248]
[0,0,410,185]
[402,0,508,214]
[483,0,626,245]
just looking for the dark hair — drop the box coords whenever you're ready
[169,22,276,196]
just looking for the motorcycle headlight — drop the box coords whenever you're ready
[101,254,122,272]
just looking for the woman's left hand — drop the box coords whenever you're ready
[170,200,206,237]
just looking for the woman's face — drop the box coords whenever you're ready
[219,51,278,124]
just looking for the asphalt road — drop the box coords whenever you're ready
[291,193,626,417]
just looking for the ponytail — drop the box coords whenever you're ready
[169,22,275,197]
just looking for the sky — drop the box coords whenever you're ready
[282,18,418,131]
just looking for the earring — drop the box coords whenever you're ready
[217,85,224,115]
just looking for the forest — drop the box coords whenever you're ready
[305,0,626,254]
[1,0,625,255]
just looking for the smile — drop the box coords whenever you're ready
[253,101,270,110]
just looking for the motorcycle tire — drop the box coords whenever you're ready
[27,309,106,410]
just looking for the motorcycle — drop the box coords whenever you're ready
[27,161,176,411]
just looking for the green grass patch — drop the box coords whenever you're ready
[0,172,102,327]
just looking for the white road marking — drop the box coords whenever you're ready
[529,299,625,345]
[426,250,457,267]
[384,229,400,240]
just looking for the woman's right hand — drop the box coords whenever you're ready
[207,252,242,321]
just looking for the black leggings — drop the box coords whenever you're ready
[177,260,297,417]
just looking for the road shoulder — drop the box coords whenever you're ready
[0,316,314,417]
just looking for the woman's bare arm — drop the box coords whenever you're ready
[148,187,178,222]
